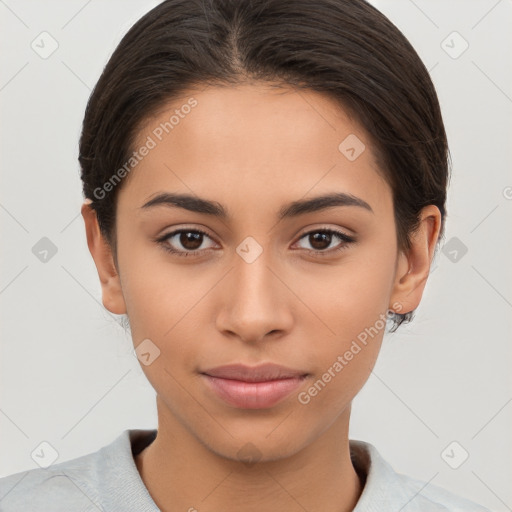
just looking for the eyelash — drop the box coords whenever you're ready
[155,227,356,258]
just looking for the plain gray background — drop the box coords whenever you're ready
[1,0,511,510]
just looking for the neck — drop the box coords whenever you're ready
[135,399,363,512]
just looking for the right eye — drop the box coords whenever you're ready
[156,228,218,257]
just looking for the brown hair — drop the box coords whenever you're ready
[78,0,450,331]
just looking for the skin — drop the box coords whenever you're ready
[82,82,441,512]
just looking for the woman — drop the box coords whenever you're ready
[0,0,492,510]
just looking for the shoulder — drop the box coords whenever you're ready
[0,429,158,512]
[392,470,492,511]
[0,447,106,511]
[350,439,492,512]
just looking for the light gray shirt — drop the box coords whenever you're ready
[0,429,492,511]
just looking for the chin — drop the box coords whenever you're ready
[194,419,316,464]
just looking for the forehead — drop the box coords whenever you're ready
[119,82,391,216]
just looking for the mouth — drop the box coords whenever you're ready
[200,363,309,409]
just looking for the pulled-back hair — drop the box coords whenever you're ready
[78,0,450,331]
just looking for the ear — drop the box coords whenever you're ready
[81,200,127,315]
[389,205,442,315]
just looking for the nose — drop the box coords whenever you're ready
[215,247,294,345]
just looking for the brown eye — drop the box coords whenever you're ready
[309,232,333,250]
[178,231,203,250]
[295,229,355,255]
[157,229,217,257]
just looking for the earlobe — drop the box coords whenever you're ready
[81,200,127,315]
[389,205,442,315]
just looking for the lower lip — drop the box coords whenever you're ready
[201,374,307,409]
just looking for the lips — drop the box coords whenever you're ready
[202,363,308,382]
[200,363,309,409]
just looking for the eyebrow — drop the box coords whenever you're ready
[140,191,373,219]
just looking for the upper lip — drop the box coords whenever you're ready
[201,363,308,382]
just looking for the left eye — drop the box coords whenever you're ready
[295,229,355,254]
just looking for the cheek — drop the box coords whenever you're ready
[299,245,395,390]
[119,248,217,378]
[296,296,386,422]
[118,237,205,334]
[121,262,208,408]
[305,251,395,341]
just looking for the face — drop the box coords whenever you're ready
[87,82,420,462]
